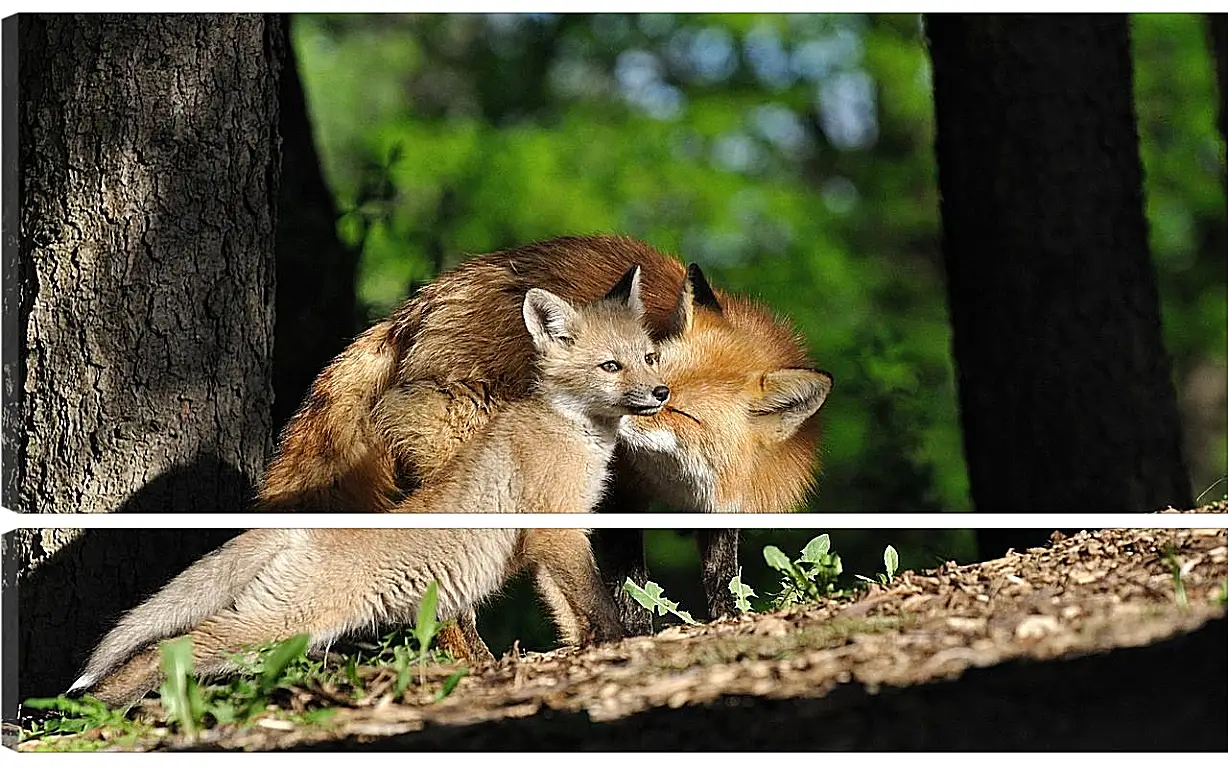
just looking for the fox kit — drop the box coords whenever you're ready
[72,268,663,707]
[258,236,832,627]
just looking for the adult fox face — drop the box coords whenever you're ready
[618,264,832,513]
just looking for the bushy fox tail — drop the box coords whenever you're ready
[69,530,281,693]
[255,320,403,512]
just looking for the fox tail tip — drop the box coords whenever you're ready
[67,674,95,693]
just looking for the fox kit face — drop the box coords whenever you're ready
[618,265,832,512]
[523,266,670,423]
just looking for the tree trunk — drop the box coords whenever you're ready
[2,529,243,715]
[5,13,280,513]
[2,13,282,713]
[1210,14,1228,184]
[926,14,1192,514]
[272,13,357,435]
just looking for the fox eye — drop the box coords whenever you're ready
[644,352,658,366]
[599,360,622,373]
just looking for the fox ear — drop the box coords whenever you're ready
[664,263,722,339]
[603,264,644,317]
[750,368,833,441]
[523,288,579,349]
[687,263,722,315]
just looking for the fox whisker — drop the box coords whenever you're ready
[667,406,701,425]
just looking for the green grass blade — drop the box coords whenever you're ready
[157,637,201,737]
[414,581,441,652]
[434,668,468,701]
[259,634,311,692]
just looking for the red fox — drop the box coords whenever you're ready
[257,235,831,630]
[70,269,662,706]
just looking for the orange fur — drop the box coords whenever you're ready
[257,235,828,514]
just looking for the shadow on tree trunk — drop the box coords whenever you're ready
[3,526,243,717]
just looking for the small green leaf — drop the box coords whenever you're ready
[23,695,108,718]
[434,668,468,701]
[763,545,796,575]
[344,657,362,690]
[414,582,441,653]
[206,700,238,725]
[883,545,899,581]
[799,535,831,563]
[157,637,202,737]
[728,569,757,613]
[259,634,310,692]
[303,708,337,724]
[671,606,700,624]
[393,645,413,697]
[622,578,699,624]
[624,578,676,616]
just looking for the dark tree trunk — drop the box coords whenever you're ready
[272,13,357,435]
[1210,14,1228,182]
[926,14,1192,515]
[3,529,243,715]
[2,13,282,713]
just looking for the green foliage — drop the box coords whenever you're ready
[435,668,469,702]
[259,633,312,691]
[764,535,845,606]
[22,583,459,747]
[413,581,443,684]
[20,695,143,743]
[856,543,900,586]
[1163,549,1189,610]
[623,578,701,625]
[728,567,757,613]
[293,13,1224,508]
[292,12,1225,509]
[162,634,320,730]
[623,534,909,623]
[158,637,205,738]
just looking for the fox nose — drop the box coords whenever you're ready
[652,385,670,403]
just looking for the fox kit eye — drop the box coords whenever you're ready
[599,361,622,373]
[644,351,658,366]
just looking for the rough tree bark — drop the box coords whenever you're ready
[5,14,280,513]
[925,15,1192,533]
[1,13,283,713]
[272,13,357,436]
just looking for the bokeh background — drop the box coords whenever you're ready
[290,13,1226,515]
[281,14,1225,654]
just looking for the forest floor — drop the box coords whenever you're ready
[13,507,1228,752]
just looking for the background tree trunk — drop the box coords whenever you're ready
[272,13,357,436]
[2,13,283,714]
[1211,14,1228,185]
[925,15,1192,526]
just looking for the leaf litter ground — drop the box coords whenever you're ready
[15,508,1227,751]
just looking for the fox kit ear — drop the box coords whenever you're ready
[664,263,723,338]
[523,288,579,350]
[603,264,645,317]
[750,368,833,442]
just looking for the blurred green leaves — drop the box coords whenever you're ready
[292,12,1225,510]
